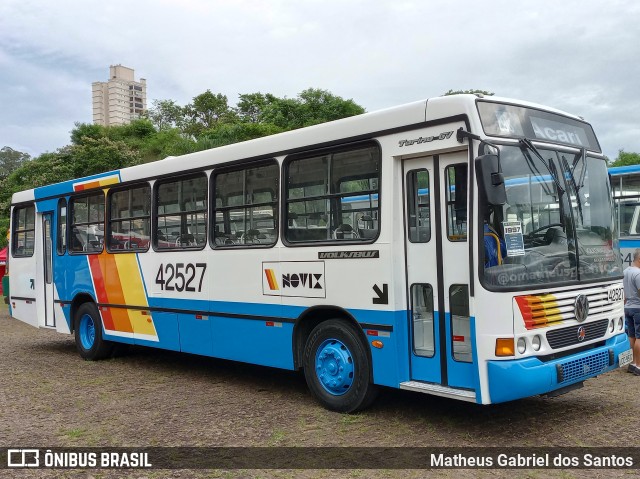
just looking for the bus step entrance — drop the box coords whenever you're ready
[400,381,476,402]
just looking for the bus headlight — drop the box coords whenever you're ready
[517,337,526,354]
[532,335,541,351]
[609,319,615,333]
[618,317,624,331]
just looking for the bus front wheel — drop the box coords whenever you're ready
[303,319,378,413]
[74,302,113,360]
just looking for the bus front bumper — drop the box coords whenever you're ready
[486,333,630,404]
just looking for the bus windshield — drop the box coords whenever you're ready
[482,144,622,288]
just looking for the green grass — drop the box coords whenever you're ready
[267,429,286,446]
[61,427,87,439]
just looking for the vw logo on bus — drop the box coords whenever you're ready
[574,294,589,323]
[577,326,586,342]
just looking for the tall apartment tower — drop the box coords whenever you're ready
[92,65,147,126]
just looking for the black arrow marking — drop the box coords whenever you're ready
[372,284,388,305]
[30,279,35,290]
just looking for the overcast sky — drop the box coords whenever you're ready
[1,0,638,160]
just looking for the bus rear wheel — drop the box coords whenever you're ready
[303,319,378,413]
[74,302,113,360]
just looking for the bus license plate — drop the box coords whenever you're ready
[608,286,624,302]
[619,349,633,368]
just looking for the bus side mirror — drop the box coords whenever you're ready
[476,154,506,206]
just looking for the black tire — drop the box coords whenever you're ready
[74,302,113,360]
[303,319,378,413]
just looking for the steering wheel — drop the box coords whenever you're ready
[528,223,563,236]
[551,258,592,277]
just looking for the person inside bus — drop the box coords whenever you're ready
[623,248,640,376]
[483,207,506,268]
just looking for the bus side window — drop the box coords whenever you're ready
[285,144,380,243]
[155,175,207,250]
[212,161,278,247]
[108,184,151,252]
[69,192,104,254]
[446,164,468,241]
[57,198,67,255]
[450,284,471,363]
[411,284,434,357]
[407,169,430,243]
[12,204,36,257]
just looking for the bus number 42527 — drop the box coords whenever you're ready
[155,263,207,293]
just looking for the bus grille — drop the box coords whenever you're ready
[546,319,609,349]
[515,287,618,329]
[556,350,610,384]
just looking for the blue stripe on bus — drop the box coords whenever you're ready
[102,294,407,387]
[609,165,640,176]
[34,170,122,199]
[444,314,478,392]
[619,239,640,248]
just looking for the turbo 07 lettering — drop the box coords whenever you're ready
[155,263,207,293]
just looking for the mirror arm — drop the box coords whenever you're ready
[456,127,481,143]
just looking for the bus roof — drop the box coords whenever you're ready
[12,94,589,205]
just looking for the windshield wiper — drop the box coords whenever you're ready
[571,147,587,189]
[519,139,565,196]
[561,155,584,223]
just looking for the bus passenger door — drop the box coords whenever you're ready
[438,153,475,391]
[404,152,476,397]
[42,212,55,327]
[404,157,441,384]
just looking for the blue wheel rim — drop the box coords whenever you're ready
[315,339,355,396]
[79,314,96,350]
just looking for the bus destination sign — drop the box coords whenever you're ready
[477,101,601,152]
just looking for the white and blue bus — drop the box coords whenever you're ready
[4,94,631,412]
[609,164,640,268]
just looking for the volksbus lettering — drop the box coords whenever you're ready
[318,251,379,259]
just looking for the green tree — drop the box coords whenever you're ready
[297,88,365,127]
[0,151,74,216]
[260,88,364,130]
[139,128,196,160]
[145,99,186,130]
[71,120,159,163]
[0,87,366,219]
[69,137,141,178]
[444,89,494,96]
[0,139,141,217]
[236,93,276,123]
[183,90,237,137]
[0,216,8,248]
[70,123,105,145]
[198,123,285,149]
[0,146,30,179]
[260,97,303,130]
[610,150,640,167]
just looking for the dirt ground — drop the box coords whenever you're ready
[1,304,638,479]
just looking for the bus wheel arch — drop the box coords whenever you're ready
[293,306,370,371]
[72,297,113,360]
[69,293,96,334]
[294,307,378,412]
